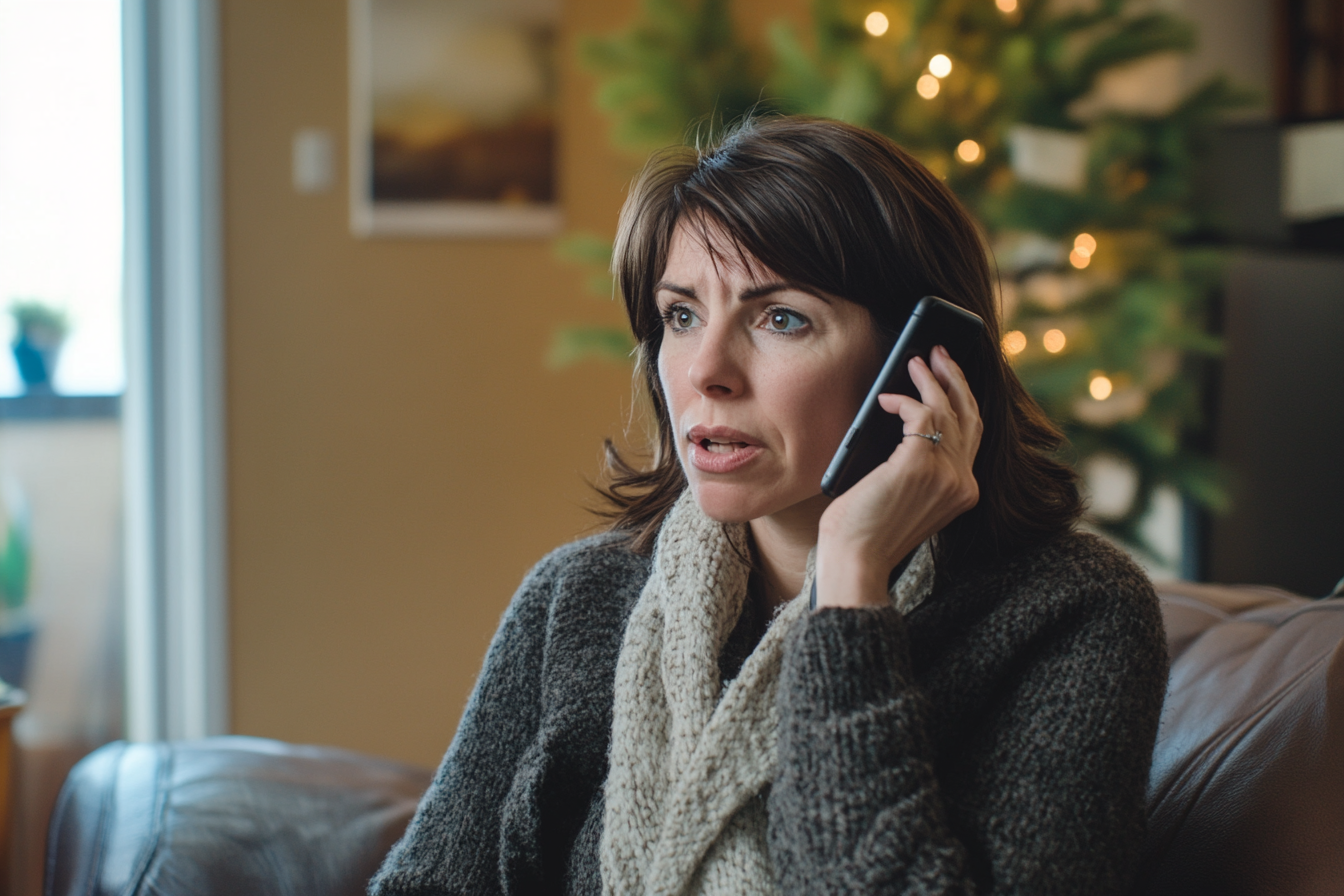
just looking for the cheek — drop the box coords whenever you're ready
[791,352,879,458]
[774,364,862,461]
[656,347,692,439]
[656,350,679,415]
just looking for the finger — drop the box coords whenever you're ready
[930,346,982,437]
[877,392,930,421]
[876,394,942,446]
[877,392,948,440]
[928,345,970,401]
[908,355,953,414]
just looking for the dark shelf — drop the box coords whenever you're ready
[0,393,121,420]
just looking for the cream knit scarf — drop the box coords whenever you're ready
[600,491,934,896]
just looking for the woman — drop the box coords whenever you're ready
[370,117,1167,895]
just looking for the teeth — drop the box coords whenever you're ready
[700,439,744,453]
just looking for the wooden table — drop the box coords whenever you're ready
[0,688,25,891]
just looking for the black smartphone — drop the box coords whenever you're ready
[820,296,986,497]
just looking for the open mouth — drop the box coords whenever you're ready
[686,426,763,473]
[698,438,749,454]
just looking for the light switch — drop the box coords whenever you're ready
[292,127,334,194]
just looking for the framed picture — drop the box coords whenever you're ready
[349,0,561,237]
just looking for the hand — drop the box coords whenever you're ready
[814,345,982,608]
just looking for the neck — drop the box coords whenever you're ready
[748,493,829,608]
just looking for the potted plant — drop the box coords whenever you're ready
[0,484,33,689]
[10,299,70,393]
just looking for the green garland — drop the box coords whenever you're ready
[557,0,1250,550]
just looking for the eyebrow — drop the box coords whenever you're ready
[654,281,696,298]
[653,280,832,304]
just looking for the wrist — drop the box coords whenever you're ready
[813,543,892,609]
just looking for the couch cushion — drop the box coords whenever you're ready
[1137,584,1344,895]
[45,736,432,896]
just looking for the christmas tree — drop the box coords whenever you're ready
[555,0,1248,552]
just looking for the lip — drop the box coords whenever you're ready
[687,424,761,447]
[686,424,764,474]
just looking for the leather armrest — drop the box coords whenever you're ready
[45,736,432,896]
[1155,581,1308,662]
[1138,591,1344,895]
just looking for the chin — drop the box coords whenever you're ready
[689,475,822,526]
[688,479,769,524]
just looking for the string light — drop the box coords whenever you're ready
[929,54,953,78]
[864,11,889,36]
[996,0,1018,11]
[1089,373,1114,400]
[1002,330,1027,355]
[1043,328,1067,353]
[956,139,982,163]
[917,74,940,99]
[1069,232,1096,269]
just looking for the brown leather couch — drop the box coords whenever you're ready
[1138,580,1344,894]
[44,581,1344,895]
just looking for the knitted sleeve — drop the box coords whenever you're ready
[366,550,560,896]
[768,547,1167,895]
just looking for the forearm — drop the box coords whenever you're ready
[769,606,974,894]
[769,590,1162,896]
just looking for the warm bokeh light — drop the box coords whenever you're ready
[1043,328,1067,353]
[996,0,1018,11]
[1074,232,1097,255]
[916,74,940,99]
[1002,330,1027,355]
[1069,248,1091,269]
[956,139,982,163]
[929,54,952,78]
[1089,374,1114,400]
[864,11,889,36]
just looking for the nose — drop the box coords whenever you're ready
[686,319,745,398]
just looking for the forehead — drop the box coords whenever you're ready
[660,218,774,286]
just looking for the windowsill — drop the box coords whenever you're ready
[0,393,121,420]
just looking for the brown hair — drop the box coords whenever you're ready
[599,116,1081,569]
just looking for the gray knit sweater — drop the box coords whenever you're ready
[368,528,1166,895]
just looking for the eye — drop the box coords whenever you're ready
[765,308,807,333]
[662,303,702,332]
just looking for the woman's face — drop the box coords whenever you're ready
[656,220,883,524]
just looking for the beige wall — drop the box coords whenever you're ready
[224,0,628,768]
[223,0,807,768]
